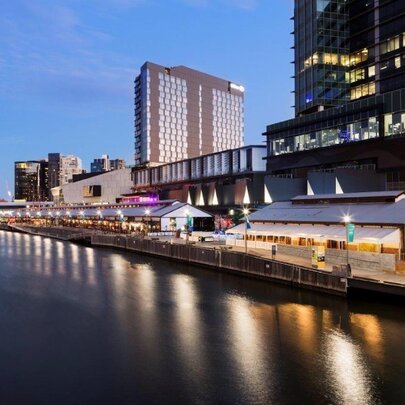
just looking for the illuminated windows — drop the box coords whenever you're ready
[350,82,375,100]
[380,36,400,54]
[384,111,405,137]
[349,49,368,66]
[271,117,379,156]
[349,68,365,83]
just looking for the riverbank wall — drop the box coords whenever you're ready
[90,233,347,296]
[4,225,405,298]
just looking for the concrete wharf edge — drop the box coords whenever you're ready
[3,225,405,299]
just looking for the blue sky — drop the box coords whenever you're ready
[0,0,294,200]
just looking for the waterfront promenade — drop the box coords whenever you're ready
[4,223,405,298]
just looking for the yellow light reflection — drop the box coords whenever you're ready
[350,313,383,362]
[227,295,272,402]
[136,263,155,307]
[34,236,42,259]
[279,303,316,355]
[85,248,97,286]
[172,274,209,397]
[70,244,80,281]
[43,238,52,277]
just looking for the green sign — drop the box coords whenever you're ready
[346,223,355,243]
[186,214,192,227]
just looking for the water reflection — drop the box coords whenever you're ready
[226,296,276,403]
[280,303,317,356]
[323,330,378,404]
[172,274,209,395]
[85,248,97,286]
[351,313,383,352]
[0,230,403,404]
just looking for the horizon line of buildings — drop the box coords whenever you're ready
[14,154,126,203]
[12,0,405,216]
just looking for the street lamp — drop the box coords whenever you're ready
[343,214,352,272]
[145,209,151,235]
[184,209,191,243]
[243,208,249,254]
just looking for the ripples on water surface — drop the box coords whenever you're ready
[0,231,404,404]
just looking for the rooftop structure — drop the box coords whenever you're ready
[132,145,266,210]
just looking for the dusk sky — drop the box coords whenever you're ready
[1,0,294,200]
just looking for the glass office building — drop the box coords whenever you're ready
[14,160,49,202]
[294,0,349,116]
[265,0,405,195]
[294,0,405,116]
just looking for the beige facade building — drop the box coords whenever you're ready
[134,62,244,167]
[55,168,133,205]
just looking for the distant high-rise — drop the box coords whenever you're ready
[48,153,82,190]
[91,155,111,173]
[134,62,244,167]
[14,160,49,202]
[90,155,126,173]
[110,159,126,171]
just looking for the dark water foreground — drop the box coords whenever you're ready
[0,231,404,404]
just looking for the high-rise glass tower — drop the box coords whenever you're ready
[264,0,405,195]
[294,0,349,116]
[294,0,405,117]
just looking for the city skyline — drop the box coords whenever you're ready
[0,0,294,200]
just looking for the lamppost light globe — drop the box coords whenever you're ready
[343,215,351,223]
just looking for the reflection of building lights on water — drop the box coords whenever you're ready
[323,330,376,404]
[226,296,273,403]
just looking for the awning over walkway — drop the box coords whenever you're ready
[226,223,401,244]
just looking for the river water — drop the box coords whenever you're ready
[0,230,404,404]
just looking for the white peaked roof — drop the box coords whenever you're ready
[291,191,405,201]
[249,199,405,226]
[226,223,401,244]
[154,204,212,218]
[55,203,212,219]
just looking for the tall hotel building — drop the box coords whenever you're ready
[264,0,405,200]
[134,62,244,167]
